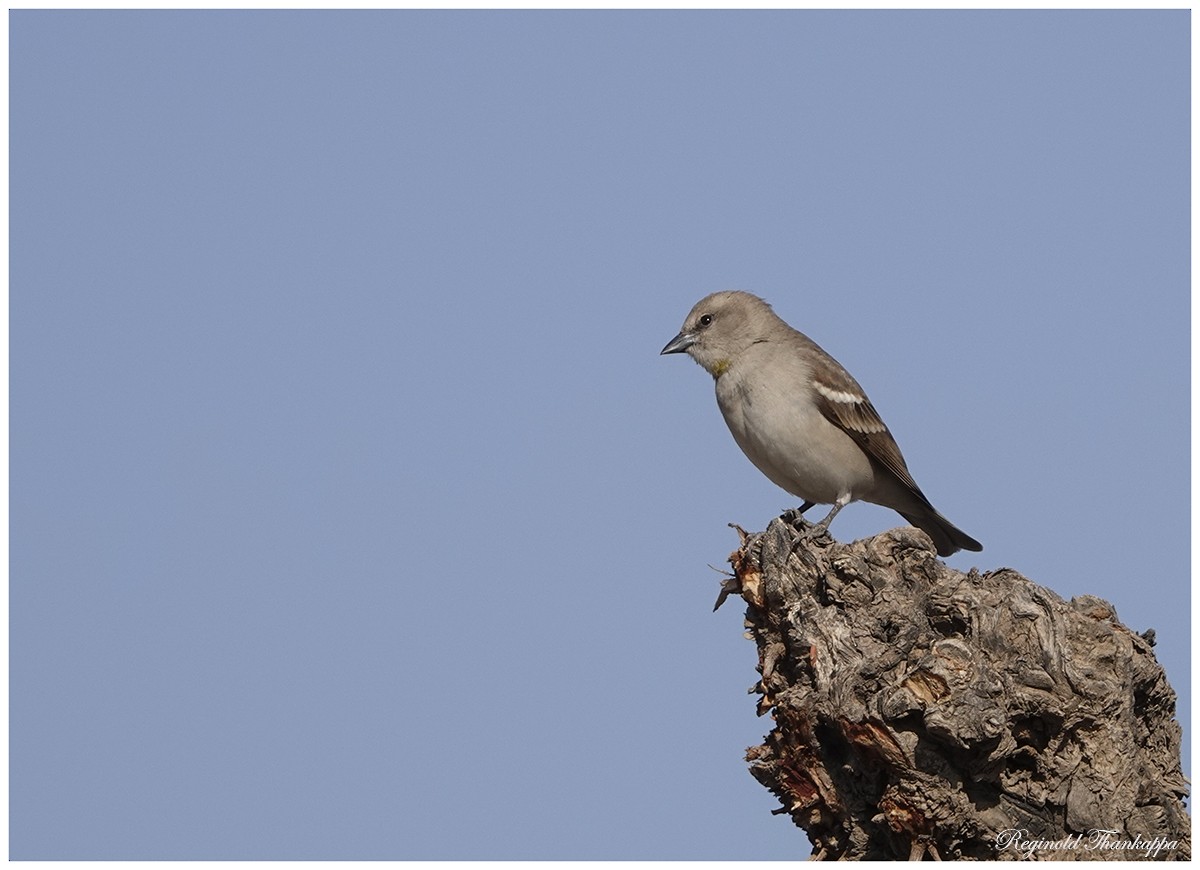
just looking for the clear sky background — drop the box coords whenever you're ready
[11,9,1189,861]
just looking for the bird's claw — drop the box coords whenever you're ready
[780,501,816,528]
[789,519,832,555]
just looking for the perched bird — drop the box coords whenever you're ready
[661,290,981,557]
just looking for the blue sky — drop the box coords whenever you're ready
[10,9,1189,860]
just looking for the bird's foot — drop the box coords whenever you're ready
[790,522,833,555]
[780,501,816,528]
[786,501,842,555]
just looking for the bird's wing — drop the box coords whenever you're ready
[809,360,931,503]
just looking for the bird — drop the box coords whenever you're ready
[661,290,981,557]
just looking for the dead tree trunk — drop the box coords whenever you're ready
[715,517,1189,861]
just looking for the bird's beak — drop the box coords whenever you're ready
[660,331,696,355]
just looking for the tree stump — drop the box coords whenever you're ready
[717,517,1189,860]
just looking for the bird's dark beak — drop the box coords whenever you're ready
[660,331,696,355]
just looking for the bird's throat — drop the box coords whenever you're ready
[708,358,732,378]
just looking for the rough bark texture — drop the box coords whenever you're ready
[716,516,1189,861]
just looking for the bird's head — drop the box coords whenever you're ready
[660,290,777,378]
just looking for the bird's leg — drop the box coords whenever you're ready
[791,495,849,554]
[811,497,847,533]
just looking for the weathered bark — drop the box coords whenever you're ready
[716,516,1189,861]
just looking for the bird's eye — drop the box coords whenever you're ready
[698,314,713,327]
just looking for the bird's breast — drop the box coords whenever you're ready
[715,367,875,504]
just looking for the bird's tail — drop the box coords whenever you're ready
[898,508,982,558]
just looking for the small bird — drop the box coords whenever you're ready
[661,290,981,557]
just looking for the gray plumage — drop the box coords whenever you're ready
[661,290,981,557]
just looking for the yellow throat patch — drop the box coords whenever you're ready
[709,358,731,378]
